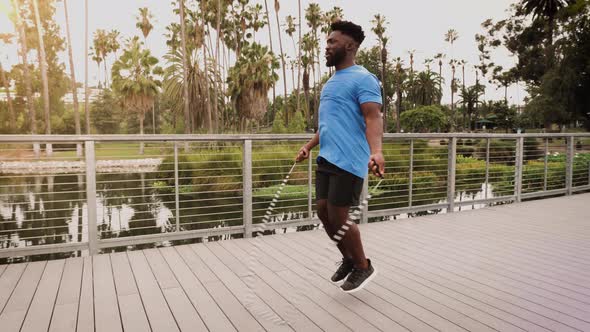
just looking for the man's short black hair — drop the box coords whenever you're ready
[330,20,365,46]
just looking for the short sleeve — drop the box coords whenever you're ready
[357,74,383,105]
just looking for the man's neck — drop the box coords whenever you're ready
[335,58,356,71]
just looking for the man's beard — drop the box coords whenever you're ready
[326,48,346,67]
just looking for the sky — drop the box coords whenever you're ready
[0,0,526,105]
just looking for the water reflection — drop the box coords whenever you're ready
[1,170,504,263]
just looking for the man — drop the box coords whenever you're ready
[296,20,385,293]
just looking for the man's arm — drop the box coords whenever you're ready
[361,102,385,177]
[295,132,319,162]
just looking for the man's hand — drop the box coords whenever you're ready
[295,145,310,162]
[369,152,385,177]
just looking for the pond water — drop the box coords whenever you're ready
[0,171,499,263]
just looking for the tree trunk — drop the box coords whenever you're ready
[179,0,191,141]
[274,5,289,126]
[15,0,38,156]
[84,0,90,135]
[33,0,52,156]
[381,46,387,133]
[64,0,82,156]
[0,62,15,133]
[396,88,402,133]
[215,0,221,132]
[263,0,276,125]
[139,111,145,155]
[297,0,303,127]
[202,37,212,133]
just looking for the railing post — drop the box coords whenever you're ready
[543,138,548,191]
[360,175,369,224]
[174,142,180,231]
[515,136,524,202]
[447,137,457,213]
[485,138,490,200]
[566,136,574,195]
[84,141,98,255]
[243,140,253,238]
[408,139,414,207]
[308,150,313,220]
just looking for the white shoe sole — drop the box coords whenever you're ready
[341,268,378,293]
[331,276,348,285]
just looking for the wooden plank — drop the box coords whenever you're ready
[358,227,583,332]
[205,279,265,332]
[0,264,6,277]
[143,248,208,331]
[369,223,590,318]
[229,238,388,331]
[160,247,236,332]
[0,263,27,313]
[127,250,179,332]
[21,259,66,332]
[245,235,410,332]
[0,261,46,332]
[48,258,83,332]
[76,256,94,332]
[175,244,218,284]
[272,233,465,332]
[190,243,293,332]
[110,252,150,332]
[215,241,328,332]
[383,217,590,306]
[301,230,527,332]
[231,238,288,272]
[93,254,123,332]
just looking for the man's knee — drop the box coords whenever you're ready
[317,200,328,222]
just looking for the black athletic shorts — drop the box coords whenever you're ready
[316,157,364,207]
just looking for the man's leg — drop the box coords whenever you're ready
[317,199,351,259]
[327,203,368,269]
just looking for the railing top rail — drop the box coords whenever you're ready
[0,132,589,143]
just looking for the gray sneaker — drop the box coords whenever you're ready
[331,258,354,284]
[341,259,377,293]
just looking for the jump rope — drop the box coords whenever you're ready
[257,157,385,244]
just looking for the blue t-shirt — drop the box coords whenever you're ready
[318,65,382,178]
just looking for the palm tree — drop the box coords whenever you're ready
[407,70,443,106]
[63,0,82,156]
[199,1,212,133]
[178,0,191,136]
[449,59,458,115]
[371,14,389,132]
[444,29,459,58]
[521,0,574,66]
[263,0,276,125]
[459,84,484,131]
[136,7,154,42]
[274,0,289,125]
[32,0,51,156]
[392,57,407,132]
[285,14,300,120]
[227,43,279,131]
[84,0,90,134]
[0,34,16,133]
[111,37,161,154]
[305,3,322,122]
[433,52,445,100]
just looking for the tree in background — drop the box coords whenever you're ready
[227,43,279,131]
[0,34,16,133]
[459,84,485,130]
[401,105,449,133]
[371,14,389,132]
[111,37,162,154]
[63,0,81,156]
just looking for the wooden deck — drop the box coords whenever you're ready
[1,193,589,332]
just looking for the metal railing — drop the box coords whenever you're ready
[1,133,589,261]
